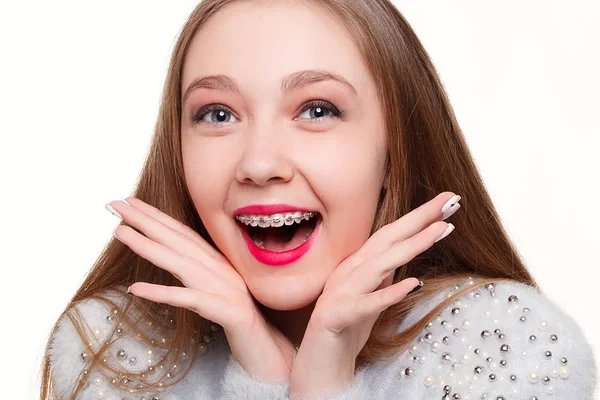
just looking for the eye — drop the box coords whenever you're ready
[192,104,239,126]
[297,100,343,122]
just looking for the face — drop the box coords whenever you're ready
[180,0,387,311]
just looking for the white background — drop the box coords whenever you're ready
[0,1,598,397]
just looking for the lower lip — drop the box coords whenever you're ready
[239,217,321,266]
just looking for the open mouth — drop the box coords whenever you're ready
[236,212,321,253]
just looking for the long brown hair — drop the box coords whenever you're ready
[40,0,536,398]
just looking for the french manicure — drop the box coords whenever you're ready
[105,204,122,219]
[435,223,455,243]
[127,285,133,295]
[442,194,461,220]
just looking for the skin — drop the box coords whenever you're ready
[108,1,461,397]
[179,0,387,344]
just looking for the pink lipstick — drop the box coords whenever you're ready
[233,204,321,267]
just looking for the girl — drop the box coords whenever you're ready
[41,0,597,399]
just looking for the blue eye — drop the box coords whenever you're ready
[192,104,238,126]
[297,100,343,121]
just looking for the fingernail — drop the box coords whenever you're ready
[126,285,133,295]
[122,198,131,206]
[105,204,122,219]
[408,280,424,295]
[442,195,461,220]
[435,223,455,243]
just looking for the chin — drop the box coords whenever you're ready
[249,279,323,311]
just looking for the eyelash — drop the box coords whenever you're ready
[191,100,344,126]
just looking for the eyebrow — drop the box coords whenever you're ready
[181,69,358,104]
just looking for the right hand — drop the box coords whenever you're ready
[108,197,295,383]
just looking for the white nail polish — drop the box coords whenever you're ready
[105,204,122,219]
[442,195,461,220]
[435,223,455,243]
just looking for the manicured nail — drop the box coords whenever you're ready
[122,198,131,206]
[442,195,461,220]
[435,223,455,243]
[408,280,424,295]
[105,204,122,219]
[127,285,133,295]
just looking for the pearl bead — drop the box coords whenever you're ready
[560,366,570,378]
[539,320,548,331]
[528,371,539,383]
[431,341,441,352]
[424,375,435,387]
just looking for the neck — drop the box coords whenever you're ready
[257,300,317,348]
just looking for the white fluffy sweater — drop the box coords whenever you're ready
[48,279,597,399]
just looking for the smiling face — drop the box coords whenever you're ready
[180,0,387,311]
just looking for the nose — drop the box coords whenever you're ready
[234,125,294,186]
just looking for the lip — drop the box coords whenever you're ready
[233,204,315,217]
[235,210,322,267]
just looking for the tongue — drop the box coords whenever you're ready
[261,221,315,252]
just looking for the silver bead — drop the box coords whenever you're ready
[116,349,127,359]
[500,344,510,354]
[493,329,502,336]
[442,352,452,363]
[424,332,433,340]
[80,352,88,361]
[542,375,551,384]
[106,315,113,322]
[530,397,538,400]
[404,367,414,376]
[441,320,450,328]
[550,334,558,343]
[508,295,518,303]
[497,397,506,400]
[452,394,461,400]
[453,328,461,336]
[561,357,568,365]
[486,357,493,363]
[523,307,531,313]
[128,357,137,364]
[519,316,527,323]
[443,336,450,344]
[510,375,516,381]
[498,333,505,340]
[499,359,507,367]
[485,283,495,290]
[474,366,484,374]
[545,350,553,359]
[489,373,497,381]
[474,348,482,355]
[481,330,491,339]
[452,307,461,315]
[443,385,452,393]
[529,334,537,342]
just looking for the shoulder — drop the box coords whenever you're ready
[48,285,180,399]
[378,278,598,399]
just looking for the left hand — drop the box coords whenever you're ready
[288,192,459,399]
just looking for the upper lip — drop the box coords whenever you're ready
[233,204,316,217]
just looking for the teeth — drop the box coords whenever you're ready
[236,212,317,228]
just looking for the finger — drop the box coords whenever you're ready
[352,278,420,323]
[123,197,226,262]
[349,221,450,294]
[345,192,460,272]
[110,199,243,288]
[114,225,225,292]
[129,282,231,327]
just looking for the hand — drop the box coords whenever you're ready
[107,197,295,383]
[289,191,460,399]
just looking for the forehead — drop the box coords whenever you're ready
[181,1,376,99]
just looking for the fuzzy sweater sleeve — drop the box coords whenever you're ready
[313,279,598,400]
